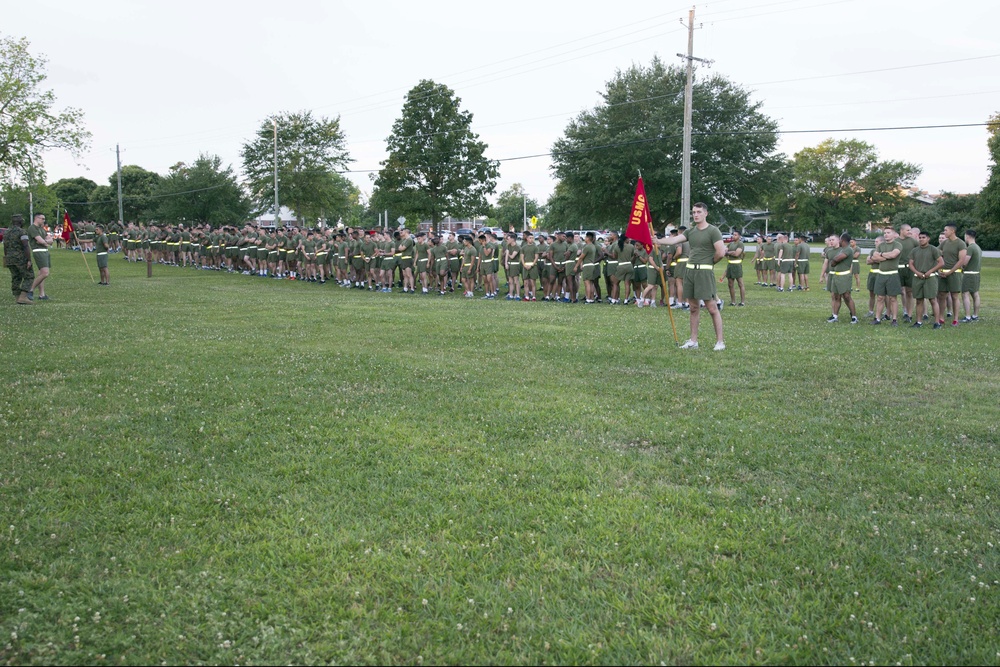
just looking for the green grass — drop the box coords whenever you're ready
[1,250,998,665]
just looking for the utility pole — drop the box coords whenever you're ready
[116,143,124,224]
[677,7,712,228]
[272,119,279,227]
[522,193,527,231]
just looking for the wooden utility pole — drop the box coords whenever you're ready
[677,8,712,228]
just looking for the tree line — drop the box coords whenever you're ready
[3,33,998,247]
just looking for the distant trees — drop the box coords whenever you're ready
[784,139,921,235]
[371,80,498,231]
[974,112,1000,249]
[550,57,784,230]
[155,154,250,226]
[0,34,90,186]
[241,111,352,225]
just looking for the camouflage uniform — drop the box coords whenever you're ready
[3,216,35,301]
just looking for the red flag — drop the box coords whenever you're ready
[62,212,74,243]
[625,177,654,253]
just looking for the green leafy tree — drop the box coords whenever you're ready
[550,57,785,231]
[0,35,91,185]
[492,183,539,231]
[50,177,97,222]
[789,139,921,235]
[975,112,1000,250]
[87,184,117,223]
[154,154,250,227]
[240,111,352,225]
[0,181,58,225]
[371,80,499,232]
[892,192,980,241]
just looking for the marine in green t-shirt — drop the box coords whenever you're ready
[960,229,982,322]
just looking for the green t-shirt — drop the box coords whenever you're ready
[898,236,917,267]
[617,241,634,264]
[795,242,810,261]
[27,224,47,250]
[95,234,109,253]
[550,241,567,264]
[727,240,744,261]
[686,224,723,266]
[965,243,981,272]
[580,243,597,264]
[779,242,795,261]
[761,241,775,259]
[831,245,853,273]
[939,238,966,270]
[910,244,941,274]
[521,242,537,266]
[877,240,902,273]
[462,245,476,265]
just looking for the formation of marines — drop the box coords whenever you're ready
[819,222,982,327]
[101,221,748,309]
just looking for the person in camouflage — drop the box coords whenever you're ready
[4,214,35,305]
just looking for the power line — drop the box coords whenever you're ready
[749,54,1000,87]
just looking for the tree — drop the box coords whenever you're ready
[371,80,499,231]
[892,192,980,242]
[550,57,785,231]
[241,111,351,225]
[83,166,161,223]
[0,35,91,185]
[50,176,97,221]
[975,112,1000,250]
[492,183,539,231]
[0,181,58,225]
[87,184,117,223]
[154,154,250,226]
[788,139,921,235]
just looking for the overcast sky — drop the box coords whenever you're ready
[11,0,1000,212]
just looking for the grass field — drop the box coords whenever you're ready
[2,250,998,665]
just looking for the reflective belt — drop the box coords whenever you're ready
[898,264,907,269]
[832,270,851,275]
[688,264,715,270]
[879,270,899,275]
[582,262,596,267]
[763,257,774,260]
[677,258,689,263]
[964,270,978,274]
[728,260,742,264]
[32,248,49,252]
[870,269,883,274]
[97,252,108,256]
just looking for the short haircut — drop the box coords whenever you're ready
[945,223,958,232]
[965,229,977,239]
[693,202,708,211]
[840,233,852,244]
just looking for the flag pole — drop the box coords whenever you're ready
[68,220,96,283]
[637,170,679,346]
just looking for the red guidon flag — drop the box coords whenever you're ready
[62,212,74,243]
[625,176,654,253]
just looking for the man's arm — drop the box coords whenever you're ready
[713,239,726,264]
[655,234,687,247]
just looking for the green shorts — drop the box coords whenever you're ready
[938,271,962,293]
[417,258,430,273]
[913,276,938,300]
[779,260,794,274]
[614,262,633,282]
[874,273,901,297]
[582,264,601,282]
[524,264,539,280]
[852,260,860,275]
[682,267,717,301]
[96,252,109,269]
[832,272,853,295]
[867,271,878,292]
[672,262,687,280]
[632,265,647,283]
[898,266,913,288]
[506,262,521,277]
[725,263,743,280]
[961,273,980,294]
[796,261,810,275]
[32,249,50,269]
